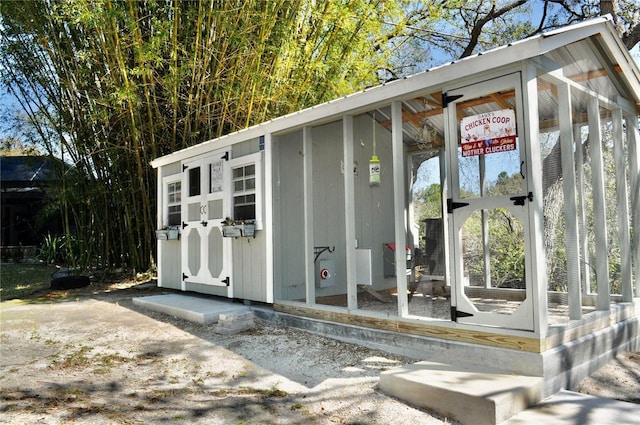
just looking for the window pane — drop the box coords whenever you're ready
[168,205,181,226]
[234,204,255,221]
[231,162,257,220]
[189,167,201,196]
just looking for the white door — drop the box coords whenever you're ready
[444,72,534,331]
[181,151,232,292]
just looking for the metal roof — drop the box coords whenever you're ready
[0,156,61,188]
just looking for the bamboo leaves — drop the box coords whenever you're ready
[0,0,402,271]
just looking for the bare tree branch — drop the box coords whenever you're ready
[460,0,528,58]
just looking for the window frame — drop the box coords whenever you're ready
[162,174,183,227]
[228,152,263,230]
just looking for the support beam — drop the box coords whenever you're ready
[156,167,164,288]
[479,155,490,288]
[523,64,548,336]
[587,98,611,309]
[557,82,582,320]
[343,115,358,310]
[625,114,640,297]
[303,127,315,305]
[264,133,274,303]
[392,101,409,317]
[574,124,591,295]
[612,109,632,302]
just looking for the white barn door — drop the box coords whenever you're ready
[181,151,232,292]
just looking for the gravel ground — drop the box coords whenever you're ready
[1,280,638,424]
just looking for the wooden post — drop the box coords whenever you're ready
[612,108,632,302]
[392,101,409,317]
[587,97,611,310]
[343,115,358,309]
[625,114,640,297]
[264,132,274,303]
[558,82,582,320]
[303,126,315,305]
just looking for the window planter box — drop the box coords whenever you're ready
[222,222,256,238]
[156,227,180,240]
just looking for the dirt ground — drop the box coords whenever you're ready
[1,280,638,425]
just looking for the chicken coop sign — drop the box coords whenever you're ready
[460,109,516,157]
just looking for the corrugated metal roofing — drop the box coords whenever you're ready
[0,156,60,186]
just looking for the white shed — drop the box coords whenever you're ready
[151,16,640,395]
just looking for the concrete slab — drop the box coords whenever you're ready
[132,294,249,324]
[503,390,640,425]
[379,361,543,425]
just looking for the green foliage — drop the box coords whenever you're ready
[0,0,405,272]
[461,206,526,288]
[38,232,91,269]
[414,183,442,221]
[39,233,66,266]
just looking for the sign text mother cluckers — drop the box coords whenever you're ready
[460,109,517,157]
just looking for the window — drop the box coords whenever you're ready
[232,164,256,221]
[166,179,182,226]
[188,167,201,197]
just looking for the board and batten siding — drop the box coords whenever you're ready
[230,137,267,301]
[273,130,306,301]
[157,162,182,290]
[273,114,397,302]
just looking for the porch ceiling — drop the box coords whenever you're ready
[371,33,637,157]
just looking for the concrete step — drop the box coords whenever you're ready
[132,294,249,324]
[503,390,640,425]
[379,361,543,425]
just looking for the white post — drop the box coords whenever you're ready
[588,97,611,309]
[523,63,547,336]
[303,126,315,305]
[343,115,358,310]
[264,133,274,303]
[574,124,591,294]
[612,108,633,301]
[625,114,640,297]
[479,154,490,288]
[156,167,164,288]
[558,82,582,320]
[392,101,409,317]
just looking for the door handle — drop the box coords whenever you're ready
[447,198,469,214]
[510,192,534,206]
